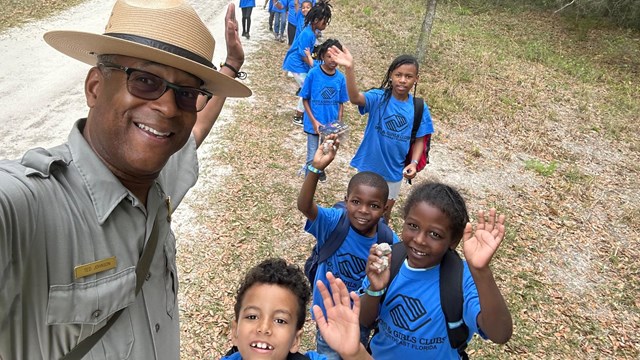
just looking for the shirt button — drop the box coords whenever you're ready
[145,272,151,281]
[92,310,102,318]
[155,323,160,332]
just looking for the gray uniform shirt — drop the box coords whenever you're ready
[0,119,199,359]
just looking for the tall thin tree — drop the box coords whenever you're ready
[416,0,438,63]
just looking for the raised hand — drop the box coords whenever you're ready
[327,45,354,68]
[462,208,506,270]
[364,244,391,292]
[311,134,340,170]
[313,273,362,358]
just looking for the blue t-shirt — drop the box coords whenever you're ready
[361,260,483,359]
[289,0,316,24]
[299,66,348,134]
[221,351,326,360]
[305,206,400,319]
[239,0,256,8]
[350,89,433,182]
[282,25,316,73]
[295,17,306,38]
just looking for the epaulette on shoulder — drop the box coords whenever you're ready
[20,144,70,178]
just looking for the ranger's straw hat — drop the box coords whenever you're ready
[43,0,251,97]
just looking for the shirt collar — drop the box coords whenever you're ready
[68,119,144,224]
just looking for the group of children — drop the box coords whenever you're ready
[260,0,316,43]
[224,1,513,359]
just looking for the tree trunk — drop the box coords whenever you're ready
[416,0,438,63]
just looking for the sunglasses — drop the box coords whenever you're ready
[99,63,213,113]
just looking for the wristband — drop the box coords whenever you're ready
[411,159,419,165]
[307,164,324,174]
[220,62,247,80]
[364,287,386,297]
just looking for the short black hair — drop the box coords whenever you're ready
[403,182,469,242]
[347,171,389,204]
[305,0,332,27]
[233,258,311,330]
[317,38,342,60]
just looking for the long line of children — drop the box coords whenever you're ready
[221,0,513,359]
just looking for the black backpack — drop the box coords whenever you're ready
[372,242,470,359]
[303,201,394,286]
[224,346,310,359]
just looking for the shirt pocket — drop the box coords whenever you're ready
[164,231,178,318]
[47,266,136,359]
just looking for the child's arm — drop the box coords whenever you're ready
[304,47,314,66]
[463,209,513,344]
[359,244,392,328]
[328,46,366,106]
[302,98,321,134]
[303,47,314,67]
[314,272,374,360]
[402,136,425,179]
[296,134,340,221]
[338,102,344,122]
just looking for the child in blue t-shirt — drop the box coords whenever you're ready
[299,38,348,181]
[282,1,332,126]
[239,0,256,39]
[297,134,400,360]
[359,182,513,359]
[272,0,289,42]
[294,0,314,40]
[221,258,372,360]
[263,0,275,32]
[329,47,434,224]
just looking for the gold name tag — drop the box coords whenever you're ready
[74,256,117,279]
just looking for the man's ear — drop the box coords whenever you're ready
[289,328,304,354]
[230,320,239,346]
[85,67,103,108]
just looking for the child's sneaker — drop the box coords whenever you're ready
[292,115,303,126]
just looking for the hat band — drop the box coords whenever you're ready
[105,33,214,69]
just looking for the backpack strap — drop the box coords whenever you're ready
[440,249,469,358]
[317,207,350,264]
[375,221,394,246]
[287,352,312,360]
[410,97,424,142]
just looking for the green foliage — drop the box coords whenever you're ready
[525,159,558,176]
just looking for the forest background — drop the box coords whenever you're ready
[2,0,638,358]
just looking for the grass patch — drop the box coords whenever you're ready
[0,0,84,33]
[525,159,558,176]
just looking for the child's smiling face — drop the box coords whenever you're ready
[401,201,458,268]
[232,284,303,360]
[345,184,387,237]
[301,1,312,16]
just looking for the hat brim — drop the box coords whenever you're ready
[44,30,252,98]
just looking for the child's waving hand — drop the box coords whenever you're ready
[328,45,354,68]
[462,208,506,270]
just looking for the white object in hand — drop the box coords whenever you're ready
[373,243,392,272]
